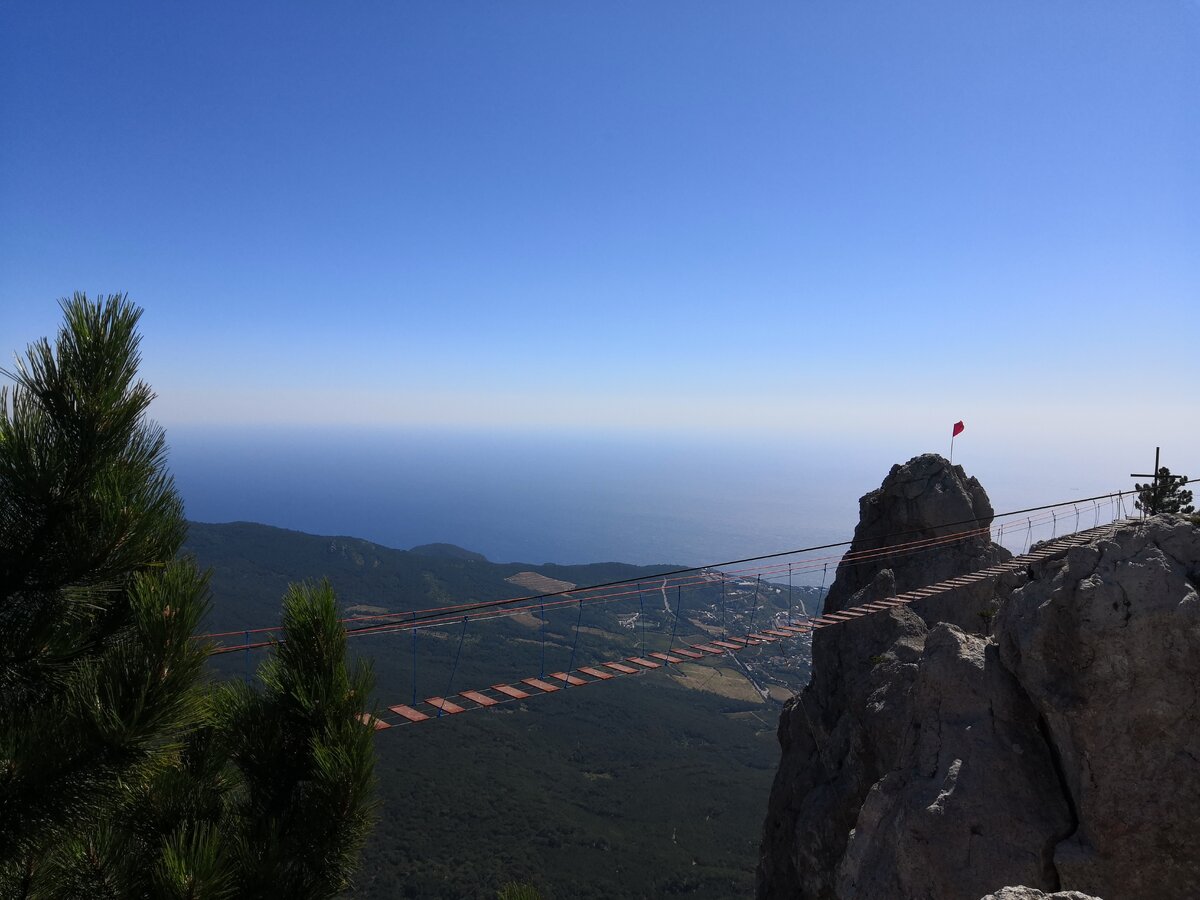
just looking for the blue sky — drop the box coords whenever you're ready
[2,2,1197,476]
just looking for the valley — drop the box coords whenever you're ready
[186,521,825,898]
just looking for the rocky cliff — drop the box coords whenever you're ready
[757,454,1200,900]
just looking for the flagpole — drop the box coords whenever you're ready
[950,432,955,464]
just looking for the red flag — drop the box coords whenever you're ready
[952,421,965,437]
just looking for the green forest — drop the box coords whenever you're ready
[186,521,824,898]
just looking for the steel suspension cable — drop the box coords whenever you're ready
[204,492,1139,655]
[206,514,1064,653]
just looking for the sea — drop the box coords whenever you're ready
[166,425,1124,584]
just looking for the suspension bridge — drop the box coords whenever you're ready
[198,488,1145,733]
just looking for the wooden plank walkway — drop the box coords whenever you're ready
[369,522,1121,729]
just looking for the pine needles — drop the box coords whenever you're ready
[0,294,377,899]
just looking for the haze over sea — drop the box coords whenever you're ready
[168,423,1154,581]
[4,4,1196,583]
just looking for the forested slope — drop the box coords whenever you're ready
[186,521,818,898]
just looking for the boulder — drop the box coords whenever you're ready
[978,888,1104,900]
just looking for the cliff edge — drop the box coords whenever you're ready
[757,454,1200,900]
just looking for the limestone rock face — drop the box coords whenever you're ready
[823,452,1011,634]
[978,889,1104,900]
[758,454,1013,899]
[996,517,1200,899]
[757,603,928,899]
[835,625,1072,900]
[757,453,1200,900]
[823,454,1006,605]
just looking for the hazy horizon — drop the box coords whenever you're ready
[3,3,1195,574]
[166,423,1166,576]
[4,3,1197,446]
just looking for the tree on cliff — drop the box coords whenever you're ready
[0,293,376,898]
[1134,466,1194,515]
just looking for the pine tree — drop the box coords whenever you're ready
[1134,466,1194,515]
[0,294,377,898]
[217,581,378,899]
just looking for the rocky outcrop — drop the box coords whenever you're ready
[833,623,1073,899]
[757,454,1200,900]
[758,454,1012,899]
[996,516,1200,898]
[822,454,1007,617]
[978,889,1103,900]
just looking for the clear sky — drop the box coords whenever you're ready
[2,3,1198,492]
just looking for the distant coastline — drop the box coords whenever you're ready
[169,426,859,576]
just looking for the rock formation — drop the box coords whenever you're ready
[978,890,1103,900]
[757,454,1200,900]
[821,453,1008,620]
[995,515,1200,898]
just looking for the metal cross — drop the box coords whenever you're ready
[1130,446,1184,516]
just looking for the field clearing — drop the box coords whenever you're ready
[505,571,577,593]
[512,638,569,650]
[577,625,619,639]
[725,709,776,732]
[669,662,763,704]
[766,684,793,703]
[510,616,620,640]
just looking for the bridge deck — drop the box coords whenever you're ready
[370,522,1122,729]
